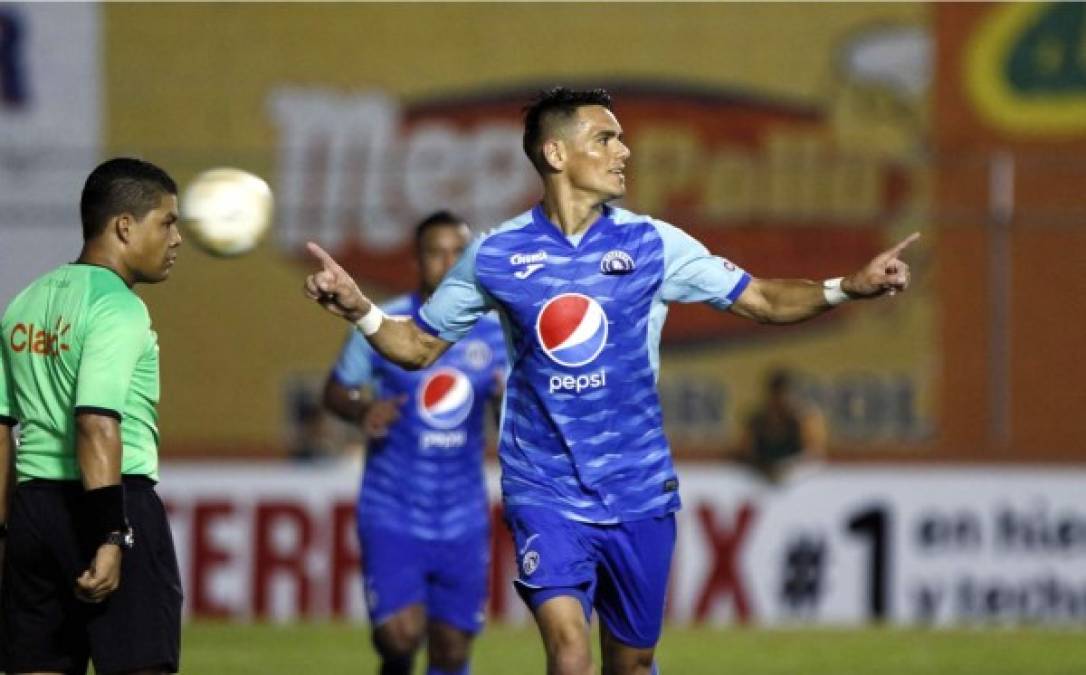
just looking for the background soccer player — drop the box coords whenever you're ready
[0,158,184,675]
[322,211,507,675]
[304,88,917,675]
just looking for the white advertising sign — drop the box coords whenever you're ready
[157,462,1086,626]
[0,3,100,306]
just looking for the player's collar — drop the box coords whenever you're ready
[530,203,613,250]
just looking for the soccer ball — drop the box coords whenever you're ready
[181,167,274,257]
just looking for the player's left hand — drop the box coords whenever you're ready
[75,542,123,603]
[843,232,920,298]
[304,242,371,322]
[362,396,406,439]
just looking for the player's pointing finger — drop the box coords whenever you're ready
[886,232,921,259]
[306,241,342,273]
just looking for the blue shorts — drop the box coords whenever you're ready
[505,506,676,649]
[357,522,490,634]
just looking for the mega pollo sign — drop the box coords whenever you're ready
[268,84,909,343]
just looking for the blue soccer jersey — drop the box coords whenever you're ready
[418,205,750,524]
[332,293,507,540]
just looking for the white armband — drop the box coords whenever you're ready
[354,304,386,336]
[822,277,850,306]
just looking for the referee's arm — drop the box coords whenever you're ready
[73,411,125,602]
[0,419,13,552]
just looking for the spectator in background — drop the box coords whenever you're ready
[729,368,827,483]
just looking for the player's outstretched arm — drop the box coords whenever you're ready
[304,242,452,370]
[730,232,919,324]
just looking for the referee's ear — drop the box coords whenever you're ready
[112,213,135,244]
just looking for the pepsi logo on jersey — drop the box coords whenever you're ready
[417,368,475,429]
[536,293,610,394]
[536,293,608,368]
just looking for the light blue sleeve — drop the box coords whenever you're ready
[417,237,491,342]
[330,329,375,388]
[485,315,509,397]
[654,219,751,310]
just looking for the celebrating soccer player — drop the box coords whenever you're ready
[304,87,916,675]
[0,158,184,674]
[321,211,506,675]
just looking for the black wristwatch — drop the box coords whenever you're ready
[105,528,135,551]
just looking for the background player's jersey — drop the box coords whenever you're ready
[332,294,507,540]
[0,264,161,481]
[418,205,750,524]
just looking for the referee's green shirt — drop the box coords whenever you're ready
[0,263,160,481]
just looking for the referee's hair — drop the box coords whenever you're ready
[80,157,178,241]
[414,210,468,251]
[522,86,613,175]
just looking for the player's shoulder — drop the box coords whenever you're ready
[473,210,535,253]
[610,206,682,236]
[613,208,707,259]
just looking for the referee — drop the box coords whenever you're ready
[0,158,183,674]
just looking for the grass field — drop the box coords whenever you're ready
[179,622,1086,674]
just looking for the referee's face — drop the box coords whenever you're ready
[128,193,182,283]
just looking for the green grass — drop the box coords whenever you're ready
[179,622,1086,674]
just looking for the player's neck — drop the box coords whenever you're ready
[76,244,135,287]
[541,185,605,237]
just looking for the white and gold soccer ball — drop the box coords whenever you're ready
[181,167,274,257]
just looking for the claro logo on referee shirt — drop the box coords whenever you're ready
[8,319,70,356]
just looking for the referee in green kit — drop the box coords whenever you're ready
[0,157,183,674]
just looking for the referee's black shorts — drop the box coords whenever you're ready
[0,475,183,674]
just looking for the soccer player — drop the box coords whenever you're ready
[304,87,917,675]
[322,211,506,675]
[0,157,184,674]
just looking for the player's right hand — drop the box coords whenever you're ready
[74,543,122,603]
[304,242,370,322]
[362,396,406,439]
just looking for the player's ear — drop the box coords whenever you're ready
[542,138,565,172]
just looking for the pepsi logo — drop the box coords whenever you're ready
[417,367,474,429]
[535,293,609,367]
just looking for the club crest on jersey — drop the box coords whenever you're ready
[536,293,609,367]
[462,339,492,370]
[600,250,635,275]
[417,367,474,429]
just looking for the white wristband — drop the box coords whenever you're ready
[354,304,385,336]
[822,277,850,306]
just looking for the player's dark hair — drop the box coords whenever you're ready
[522,87,613,174]
[768,369,793,396]
[414,210,467,251]
[80,157,177,241]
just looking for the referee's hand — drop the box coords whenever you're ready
[75,543,122,603]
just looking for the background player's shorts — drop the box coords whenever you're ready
[505,506,676,649]
[358,520,490,634]
[0,476,183,674]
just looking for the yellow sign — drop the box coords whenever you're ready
[967,3,1086,135]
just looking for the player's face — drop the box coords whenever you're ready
[417,222,470,296]
[128,193,182,283]
[562,105,630,201]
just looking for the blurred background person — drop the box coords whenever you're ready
[322,211,507,675]
[728,368,827,484]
